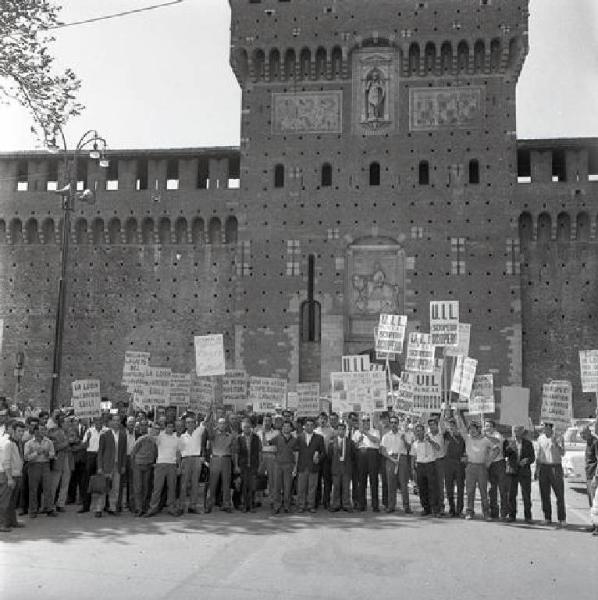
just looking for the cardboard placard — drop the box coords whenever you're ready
[500,386,530,427]
[410,358,443,413]
[342,355,371,372]
[72,379,101,418]
[451,356,478,399]
[194,334,225,377]
[541,380,573,431]
[169,372,191,407]
[444,323,471,357]
[469,373,495,414]
[146,367,171,407]
[330,371,387,414]
[375,314,407,354]
[286,391,298,411]
[189,378,216,414]
[579,350,598,392]
[122,351,150,387]
[222,370,248,410]
[394,372,414,413]
[430,301,459,347]
[405,332,435,373]
[249,377,288,413]
[295,382,321,418]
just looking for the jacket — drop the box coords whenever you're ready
[504,437,535,476]
[97,429,127,474]
[296,432,325,473]
[328,435,355,476]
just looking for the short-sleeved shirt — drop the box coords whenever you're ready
[411,439,436,464]
[380,431,410,456]
[465,435,493,464]
[209,431,238,457]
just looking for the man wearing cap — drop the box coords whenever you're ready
[536,422,567,527]
[380,416,411,514]
[504,425,535,523]
[352,416,381,512]
[205,417,239,513]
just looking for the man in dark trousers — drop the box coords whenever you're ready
[329,422,355,512]
[237,418,262,512]
[96,414,127,515]
[504,425,535,523]
[295,417,325,513]
[581,425,598,532]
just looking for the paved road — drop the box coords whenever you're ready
[1,480,596,600]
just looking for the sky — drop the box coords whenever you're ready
[1,0,597,151]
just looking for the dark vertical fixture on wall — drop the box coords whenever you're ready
[299,254,321,382]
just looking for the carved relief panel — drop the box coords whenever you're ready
[271,91,342,134]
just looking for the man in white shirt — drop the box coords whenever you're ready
[429,417,446,515]
[145,421,182,517]
[79,417,107,513]
[410,423,441,517]
[179,416,205,514]
[484,419,508,520]
[380,416,412,514]
[0,422,14,532]
[536,422,566,527]
[352,416,381,512]
[258,415,279,507]
[315,412,335,509]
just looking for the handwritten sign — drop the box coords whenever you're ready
[410,358,443,413]
[451,356,478,399]
[541,380,573,431]
[189,378,216,413]
[194,334,225,377]
[249,377,288,413]
[579,350,598,392]
[222,370,248,410]
[146,367,171,407]
[444,323,470,357]
[122,351,150,388]
[295,383,321,418]
[394,372,414,413]
[169,373,191,407]
[430,301,459,347]
[376,314,407,355]
[72,379,101,418]
[469,374,495,414]
[405,332,435,373]
[330,371,387,414]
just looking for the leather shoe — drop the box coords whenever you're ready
[77,508,89,514]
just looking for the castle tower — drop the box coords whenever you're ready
[228,0,530,397]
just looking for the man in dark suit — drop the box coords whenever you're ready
[328,422,355,512]
[97,414,127,515]
[237,418,262,512]
[295,417,325,513]
[504,425,535,523]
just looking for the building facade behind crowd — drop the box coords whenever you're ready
[1,394,597,536]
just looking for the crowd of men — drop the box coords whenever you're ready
[1,397,597,536]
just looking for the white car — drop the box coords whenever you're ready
[562,426,591,482]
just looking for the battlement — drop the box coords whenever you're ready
[229,0,529,85]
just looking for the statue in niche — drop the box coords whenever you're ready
[351,263,400,314]
[365,68,386,121]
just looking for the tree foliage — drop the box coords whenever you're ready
[0,1,83,144]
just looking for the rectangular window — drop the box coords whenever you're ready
[450,237,466,275]
[327,227,339,239]
[237,241,251,277]
[105,159,119,191]
[411,226,423,239]
[166,158,179,190]
[197,157,210,189]
[517,149,531,183]
[16,160,28,191]
[46,160,58,191]
[228,155,240,189]
[286,239,301,276]
[136,159,148,190]
[505,238,520,275]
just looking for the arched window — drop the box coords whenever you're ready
[141,217,154,244]
[42,218,55,244]
[321,163,332,187]
[300,47,311,79]
[537,212,552,242]
[236,48,249,81]
[253,48,265,80]
[576,212,590,241]
[269,48,281,79]
[225,216,238,244]
[284,49,296,79]
[490,38,501,71]
[556,212,571,242]
[369,162,380,186]
[418,161,430,185]
[191,217,205,245]
[92,218,105,245]
[424,42,436,72]
[0,220,6,244]
[468,159,480,184]
[474,40,485,71]
[108,218,121,244]
[10,219,23,244]
[25,218,39,244]
[331,46,342,77]
[315,47,327,79]
[125,217,138,244]
[75,218,88,244]
[409,43,420,74]
[175,217,188,244]
[457,41,469,71]
[441,42,452,72]
[208,217,221,245]
[518,212,533,244]
[158,217,171,244]
[274,164,285,188]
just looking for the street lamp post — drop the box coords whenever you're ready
[49,129,108,411]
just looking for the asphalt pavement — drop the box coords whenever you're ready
[1,479,596,600]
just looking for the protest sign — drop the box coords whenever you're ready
[72,379,101,418]
[249,377,287,413]
[296,383,321,418]
[194,334,225,377]
[410,358,443,413]
[469,373,495,414]
[146,367,171,407]
[342,355,370,372]
[451,356,477,399]
[189,378,216,413]
[330,371,387,414]
[541,380,573,431]
[222,370,248,410]
[169,373,191,407]
[286,391,298,411]
[405,332,435,374]
[430,301,459,347]
[444,323,471,357]
[500,386,530,427]
[122,351,150,387]
[376,314,407,355]
[579,350,598,392]
[395,372,414,412]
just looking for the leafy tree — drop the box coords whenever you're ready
[0,1,83,144]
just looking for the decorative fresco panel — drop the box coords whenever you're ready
[272,91,342,134]
[409,87,484,131]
